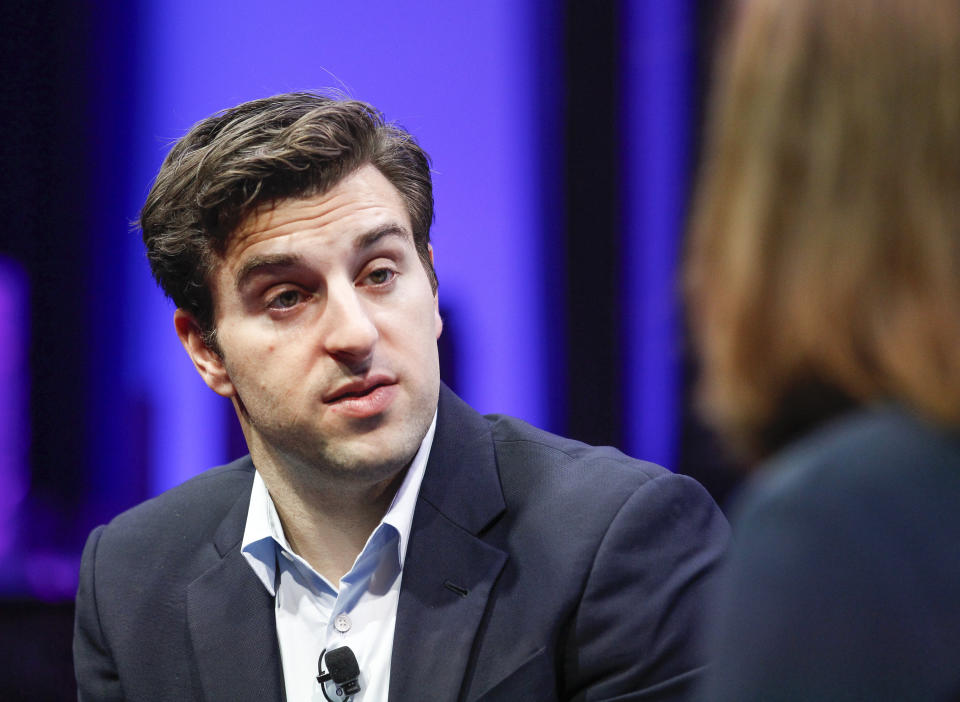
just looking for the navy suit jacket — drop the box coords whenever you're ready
[75,385,729,701]
[698,407,960,701]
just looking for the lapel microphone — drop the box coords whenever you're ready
[317,646,362,701]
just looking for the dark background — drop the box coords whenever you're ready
[0,1,740,698]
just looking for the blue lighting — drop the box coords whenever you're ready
[0,257,28,562]
[621,1,694,468]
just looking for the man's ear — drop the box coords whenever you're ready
[428,245,443,339]
[173,309,236,398]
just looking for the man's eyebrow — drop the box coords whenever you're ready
[233,225,410,290]
[234,253,303,291]
[354,224,410,251]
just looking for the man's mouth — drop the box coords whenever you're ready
[324,376,393,404]
[323,377,398,418]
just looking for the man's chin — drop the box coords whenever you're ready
[304,439,420,485]
[256,412,433,485]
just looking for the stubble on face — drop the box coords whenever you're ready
[207,166,442,494]
[230,373,434,490]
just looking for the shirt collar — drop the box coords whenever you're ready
[241,411,438,595]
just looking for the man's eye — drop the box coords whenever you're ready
[366,268,396,285]
[267,290,303,309]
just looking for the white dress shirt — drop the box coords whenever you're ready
[241,413,436,701]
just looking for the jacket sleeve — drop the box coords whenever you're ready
[74,525,125,701]
[566,472,731,701]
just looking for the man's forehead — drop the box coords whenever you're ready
[222,166,412,258]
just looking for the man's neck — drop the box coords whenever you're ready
[256,459,408,584]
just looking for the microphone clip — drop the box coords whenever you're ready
[317,646,362,701]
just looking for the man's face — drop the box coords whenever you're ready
[178,164,442,485]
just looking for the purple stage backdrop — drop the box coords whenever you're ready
[0,259,28,572]
[621,2,694,468]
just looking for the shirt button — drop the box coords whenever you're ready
[334,614,352,633]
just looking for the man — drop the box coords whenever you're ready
[74,92,729,702]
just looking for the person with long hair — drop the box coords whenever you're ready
[686,0,960,698]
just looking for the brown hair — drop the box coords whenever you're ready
[140,92,436,345]
[686,0,960,458]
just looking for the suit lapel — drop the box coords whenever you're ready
[187,482,285,702]
[389,386,508,702]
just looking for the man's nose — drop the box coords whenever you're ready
[322,282,379,364]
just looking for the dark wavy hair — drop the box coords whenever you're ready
[139,92,436,345]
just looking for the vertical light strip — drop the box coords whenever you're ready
[621,1,694,468]
[127,0,549,493]
[0,257,28,558]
